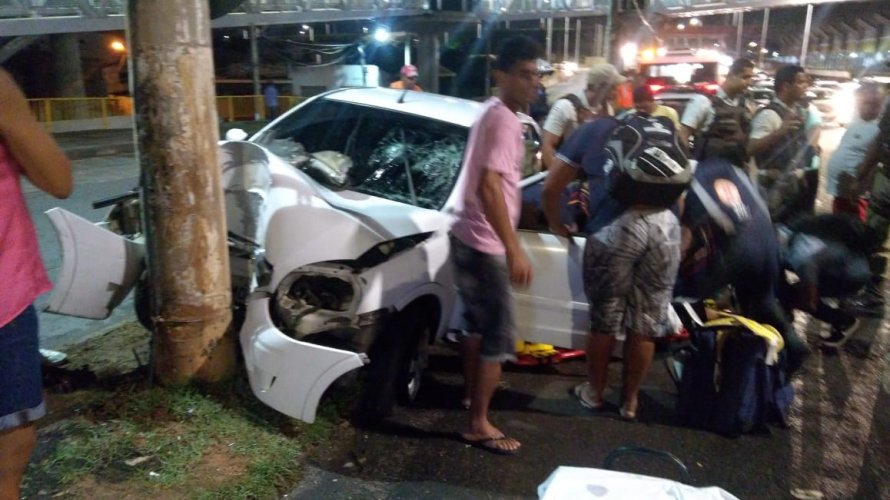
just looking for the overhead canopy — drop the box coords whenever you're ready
[650,0,874,17]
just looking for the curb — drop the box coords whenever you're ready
[64,143,136,161]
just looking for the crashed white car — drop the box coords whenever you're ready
[46,88,589,423]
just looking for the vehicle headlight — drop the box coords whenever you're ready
[281,273,354,312]
[272,264,361,338]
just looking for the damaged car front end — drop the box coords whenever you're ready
[46,88,479,423]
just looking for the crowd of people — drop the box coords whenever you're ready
[450,35,889,455]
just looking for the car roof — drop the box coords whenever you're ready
[321,87,484,128]
[655,92,699,100]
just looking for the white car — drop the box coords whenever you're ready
[45,88,587,423]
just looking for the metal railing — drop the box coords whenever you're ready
[26,95,307,130]
[216,95,306,121]
[0,0,427,19]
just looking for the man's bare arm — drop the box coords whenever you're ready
[541,159,578,238]
[478,169,531,286]
[0,69,72,198]
[679,124,695,154]
[541,131,562,171]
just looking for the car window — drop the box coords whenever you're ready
[518,172,586,234]
[521,121,543,178]
[254,99,468,210]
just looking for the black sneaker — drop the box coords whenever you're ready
[820,318,861,348]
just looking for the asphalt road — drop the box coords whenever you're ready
[29,127,890,499]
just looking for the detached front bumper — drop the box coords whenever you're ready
[239,294,368,423]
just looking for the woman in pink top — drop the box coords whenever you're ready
[0,68,72,499]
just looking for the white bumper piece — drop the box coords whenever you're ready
[44,208,145,319]
[240,295,368,423]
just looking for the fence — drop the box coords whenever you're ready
[26,95,307,131]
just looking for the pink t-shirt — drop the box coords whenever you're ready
[0,141,51,327]
[451,97,524,255]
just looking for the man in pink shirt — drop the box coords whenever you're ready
[0,68,72,498]
[450,35,540,455]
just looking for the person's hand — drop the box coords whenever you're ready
[779,115,803,136]
[506,248,533,288]
[549,222,573,239]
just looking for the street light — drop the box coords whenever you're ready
[689,18,702,27]
[110,40,126,53]
[373,27,391,43]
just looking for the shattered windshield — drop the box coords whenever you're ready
[253,99,468,210]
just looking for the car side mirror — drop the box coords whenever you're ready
[225,128,249,141]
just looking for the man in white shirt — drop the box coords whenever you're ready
[747,64,822,223]
[540,63,625,169]
[825,83,886,220]
[679,58,756,165]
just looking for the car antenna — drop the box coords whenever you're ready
[398,88,409,104]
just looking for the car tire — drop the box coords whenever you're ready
[134,274,153,331]
[397,317,430,405]
[360,307,430,420]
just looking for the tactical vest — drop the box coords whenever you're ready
[752,102,813,173]
[694,94,751,166]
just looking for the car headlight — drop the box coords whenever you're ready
[272,263,361,338]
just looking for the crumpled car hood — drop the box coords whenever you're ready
[222,141,448,283]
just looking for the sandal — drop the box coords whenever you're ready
[459,433,521,456]
[619,405,638,422]
[573,382,605,411]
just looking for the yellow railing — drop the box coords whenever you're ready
[215,95,305,122]
[26,95,306,130]
[27,96,134,129]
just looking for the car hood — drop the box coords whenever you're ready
[223,141,448,281]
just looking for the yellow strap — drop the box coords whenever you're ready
[705,313,785,352]
[705,312,785,367]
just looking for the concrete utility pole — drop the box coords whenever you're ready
[128,0,234,384]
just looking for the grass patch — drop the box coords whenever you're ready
[23,375,357,499]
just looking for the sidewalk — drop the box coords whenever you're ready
[54,128,136,160]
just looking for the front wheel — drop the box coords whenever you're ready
[397,319,430,405]
[360,308,431,420]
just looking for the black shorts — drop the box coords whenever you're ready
[450,235,516,362]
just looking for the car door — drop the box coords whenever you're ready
[513,172,588,350]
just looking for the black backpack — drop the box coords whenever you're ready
[606,113,691,207]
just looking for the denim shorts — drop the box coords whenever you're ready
[0,306,46,431]
[449,235,516,363]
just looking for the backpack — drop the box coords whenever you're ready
[559,93,595,125]
[674,306,793,438]
[605,113,691,207]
